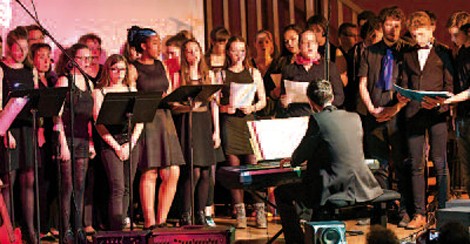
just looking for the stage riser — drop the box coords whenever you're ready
[93,227,234,244]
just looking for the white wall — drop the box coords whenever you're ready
[1,0,204,59]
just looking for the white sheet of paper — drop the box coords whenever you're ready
[248,116,309,161]
[0,97,29,136]
[229,82,256,108]
[284,80,309,104]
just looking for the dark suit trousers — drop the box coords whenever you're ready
[274,182,318,244]
[362,114,412,216]
[407,112,448,215]
[456,117,470,193]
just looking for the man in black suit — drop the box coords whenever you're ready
[399,11,454,229]
[274,79,383,244]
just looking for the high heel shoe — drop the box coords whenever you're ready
[143,224,156,230]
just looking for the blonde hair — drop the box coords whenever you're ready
[408,11,432,31]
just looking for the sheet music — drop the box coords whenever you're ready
[248,116,309,161]
[284,80,309,104]
[229,82,256,108]
[0,97,29,136]
[393,84,452,102]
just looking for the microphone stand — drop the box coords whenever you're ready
[14,0,91,243]
[324,0,331,81]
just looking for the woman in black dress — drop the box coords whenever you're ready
[220,36,267,229]
[0,26,37,243]
[172,39,220,225]
[127,26,185,229]
[55,43,96,243]
[92,54,143,230]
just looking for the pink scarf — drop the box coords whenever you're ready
[295,55,320,66]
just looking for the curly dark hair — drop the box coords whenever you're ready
[378,6,405,25]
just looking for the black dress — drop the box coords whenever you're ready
[173,80,216,167]
[134,60,185,169]
[220,69,255,156]
[0,62,35,173]
[61,77,94,158]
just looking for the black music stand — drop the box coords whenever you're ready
[8,87,67,243]
[96,91,162,231]
[160,84,223,224]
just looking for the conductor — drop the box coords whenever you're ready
[274,79,383,243]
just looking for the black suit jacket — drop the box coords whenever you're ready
[291,106,383,206]
[400,42,454,118]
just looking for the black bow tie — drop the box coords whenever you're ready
[417,45,431,50]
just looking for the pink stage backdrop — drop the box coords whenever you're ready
[1,0,204,60]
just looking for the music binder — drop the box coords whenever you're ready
[96,91,162,125]
[158,84,223,108]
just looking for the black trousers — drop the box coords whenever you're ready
[362,114,412,216]
[407,112,448,215]
[274,182,318,244]
[60,157,88,232]
[456,117,470,193]
[101,145,139,230]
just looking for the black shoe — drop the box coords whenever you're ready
[195,211,206,225]
[180,212,192,226]
[142,225,156,230]
[63,229,75,244]
[76,229,87,244]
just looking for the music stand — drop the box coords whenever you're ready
[8,87,67,243]
[160,84,223,224]
[96,91,162,230]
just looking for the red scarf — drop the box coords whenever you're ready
[295,55,320,66]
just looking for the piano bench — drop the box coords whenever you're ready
[315,190,401,227]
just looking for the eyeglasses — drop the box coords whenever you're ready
[110,67,126,73]
[75,56,92,62]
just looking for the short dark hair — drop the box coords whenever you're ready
[358,10,376,25]
[26,24,43,34]
[366,225,399,244]
[210,26,230,42]
[127,26,158,53]
[78,33,102,46]
[446,11,470,29]
[378,6,405,24]
[307,15,328,33]
[30,43,51,58]
[460,23,470,35]
[165,32,190,47]
[338,23,357,37]
[424,10,437,26]
[438,222,470,244]
[360,17,381,40]
[306,79,334,107]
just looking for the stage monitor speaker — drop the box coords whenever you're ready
[437,201,470,229]
[151,225,235,244]
[93,230,151,244]
[304,221,346,244]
